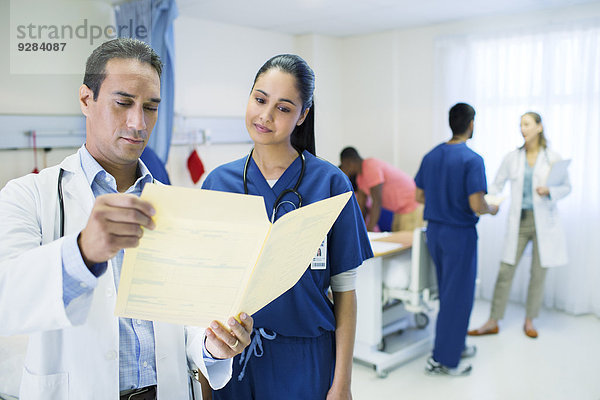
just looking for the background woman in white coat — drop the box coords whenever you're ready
[469,112,571,339]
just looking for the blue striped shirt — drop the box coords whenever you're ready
[61,146,157,390]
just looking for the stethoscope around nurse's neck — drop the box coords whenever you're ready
[243,148,305,223]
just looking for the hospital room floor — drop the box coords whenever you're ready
[351,299,600,400]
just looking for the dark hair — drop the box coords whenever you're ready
[252,54,316,155]
[522,111,547,149]
[83,38,162,101]
[449,103,476,136]
[340,146,362,161]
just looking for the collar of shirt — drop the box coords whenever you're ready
[78,145,153,196]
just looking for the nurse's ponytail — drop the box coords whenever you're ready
[291,102,315,156]
[252,54,316,156]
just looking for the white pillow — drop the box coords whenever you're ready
[382,257,411,289]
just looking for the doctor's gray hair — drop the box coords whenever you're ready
[522,111,547,149]
[251,54,316,156]
[83,38,162,101]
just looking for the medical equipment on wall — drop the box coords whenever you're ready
[31,131,39,174]
[243,148,305,223]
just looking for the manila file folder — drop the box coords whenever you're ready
[115,184,352,327]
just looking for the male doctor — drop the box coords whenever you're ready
[0,38,252,399]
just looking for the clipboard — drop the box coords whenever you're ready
[546,159,571,186]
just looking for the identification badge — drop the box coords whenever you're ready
[310,236,327,270]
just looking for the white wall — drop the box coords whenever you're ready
[0,0,114,114]
[0,14,300,189]
[0,0,113,188]
[168,17,297,187]
[340,32,399,169]
[169,20,348,188]
[295,34,345,164]
[174,18,296,118]
[0,13,347,189]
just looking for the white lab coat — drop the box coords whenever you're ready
[490,148,571,268]
[0,151,232,399]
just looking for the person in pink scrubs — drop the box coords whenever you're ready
[340,147,423,232]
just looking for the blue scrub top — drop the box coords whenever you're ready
[140,146,171,185]
[415,143,487,227]
[202,150,373,337]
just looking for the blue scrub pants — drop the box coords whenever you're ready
[213,330,335,400]
[426,222,477,368]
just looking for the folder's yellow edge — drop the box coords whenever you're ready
[115,184,159,318]
[233,191,353,319]
[114,247,138,317]
[230,223,274,320]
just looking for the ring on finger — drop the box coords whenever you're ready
[231,339,240,350]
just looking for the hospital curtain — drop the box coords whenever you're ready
[433,22,600,317]
[115,0,178,163]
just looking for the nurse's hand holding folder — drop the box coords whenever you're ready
[204,313,253,359]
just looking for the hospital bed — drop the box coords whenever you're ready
[354,227,438,378]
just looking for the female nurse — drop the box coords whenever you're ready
[469,112,571,339]
[202,54,373,399]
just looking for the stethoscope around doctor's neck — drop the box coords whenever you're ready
[57,167,155,239]
[243,148,305,223]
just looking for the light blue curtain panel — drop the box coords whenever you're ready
[115,0,178,163]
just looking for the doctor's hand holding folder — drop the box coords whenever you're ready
[114,184,352,346]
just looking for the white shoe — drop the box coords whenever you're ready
[425,357,472,376]
[461,344,477,359]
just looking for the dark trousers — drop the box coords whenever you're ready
[427,222,477,368]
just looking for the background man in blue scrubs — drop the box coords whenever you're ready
[415,103,498,376]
